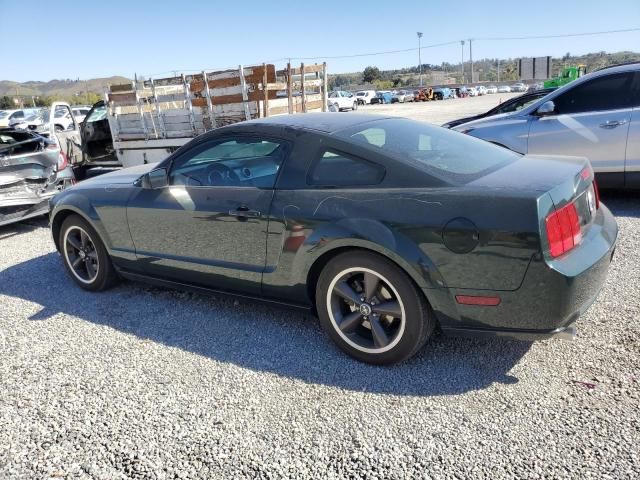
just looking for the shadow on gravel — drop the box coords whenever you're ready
[3,252,530,397]
[600,190,640,218]
[0,216,49,240]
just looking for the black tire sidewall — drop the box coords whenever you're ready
[316,251,432,365]
[59,215,117,291]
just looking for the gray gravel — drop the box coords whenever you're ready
[1,192,639,480]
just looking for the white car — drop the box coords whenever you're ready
[0,109,28,128]
[355,90,376,105]
[392,90,412,103]
[511,82,527,92]
[486,85,498,94]
[497,85,512,93]
[327,91,358,111]
[475,86,487,96]
[467,87,478,97]
[18,105,77,133]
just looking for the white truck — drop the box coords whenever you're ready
[76,63,329,177]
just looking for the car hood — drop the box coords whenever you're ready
[76,163,159,187]
[452,111,521,130]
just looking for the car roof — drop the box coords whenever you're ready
[240,112,394,134]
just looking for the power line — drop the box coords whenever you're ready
[476,27,640,41]
[291,41,460,60]
[290,27,640,61]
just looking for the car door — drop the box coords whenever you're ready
[80,101,117,164]
[50,102,82,165]
[527,71,636,188]
[126,134,290,294]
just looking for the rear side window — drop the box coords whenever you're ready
[308,150,385,187]
[554,72,636,114]
[335,118,519,184]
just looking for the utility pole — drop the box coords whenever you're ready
[497,58,501,82]
[460,40,465,83]
[417,32,423,87]
[469,39,474,83]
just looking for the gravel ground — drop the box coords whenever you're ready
[0,193,638,479]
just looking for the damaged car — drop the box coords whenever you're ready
[0,128,73,227]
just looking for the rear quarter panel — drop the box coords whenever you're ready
[262,187,541,305]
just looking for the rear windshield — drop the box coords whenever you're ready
[334,118,520,184]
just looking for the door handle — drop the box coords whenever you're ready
[599,120,627,129]
[229,206,261,218]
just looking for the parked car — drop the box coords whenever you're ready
[527,82,545,93]
[370,91,393,104]
[442,88,557,128]
[391,90,412,103]
[497,85,512,93]
[355,90,376,105]
[414,88,435,102]
[19,105,77,133]
[0,128,73,226]
[511,83,528,92]
[475,86,488,96]
[0,109,28,128]
[467,87,478,97]
[486,85,498,94]
[72,106,92,124]
[50,113,616,365]
[433,87,452,100]
[453,63,640,189]
[327,91,358,111]
[457,86,470,98]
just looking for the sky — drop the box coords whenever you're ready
[1,0,639,82]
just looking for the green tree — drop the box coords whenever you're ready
[362,66,381,83]
[0,96,16,109]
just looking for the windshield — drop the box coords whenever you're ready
[356,92,366,96]
[0,111,9,119]
[334,118,519,184]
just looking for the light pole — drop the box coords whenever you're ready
[460,40,465,83]
[417,32,423,87]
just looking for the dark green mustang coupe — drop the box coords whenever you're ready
[49,113,618,364]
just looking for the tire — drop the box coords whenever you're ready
[316,251,435,365]
[59,214,119,291]
[54,124,64,132]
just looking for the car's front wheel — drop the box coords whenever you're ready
[316,251,434,364]
[59,214,119,291]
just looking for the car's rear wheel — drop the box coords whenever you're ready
[316,251,434,364]
[59,215,119,291]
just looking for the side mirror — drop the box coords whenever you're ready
[536,100,556,116]
[140,168,168,189]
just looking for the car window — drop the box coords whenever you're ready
[308,150,385,187]
[170,137,287,188]
[553,72,636,114]
[86,105,107,122]
[335,118,519,184]
[329,92,338,98]
[10,111,24,119]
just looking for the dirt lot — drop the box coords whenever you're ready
[361,93,521,124]
[1,96,639,479]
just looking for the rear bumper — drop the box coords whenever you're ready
[436,204,618,340]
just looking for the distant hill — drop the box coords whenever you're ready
[0,76,131,97]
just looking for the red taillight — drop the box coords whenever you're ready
[545,202,582,258]
[57,151,68,171]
